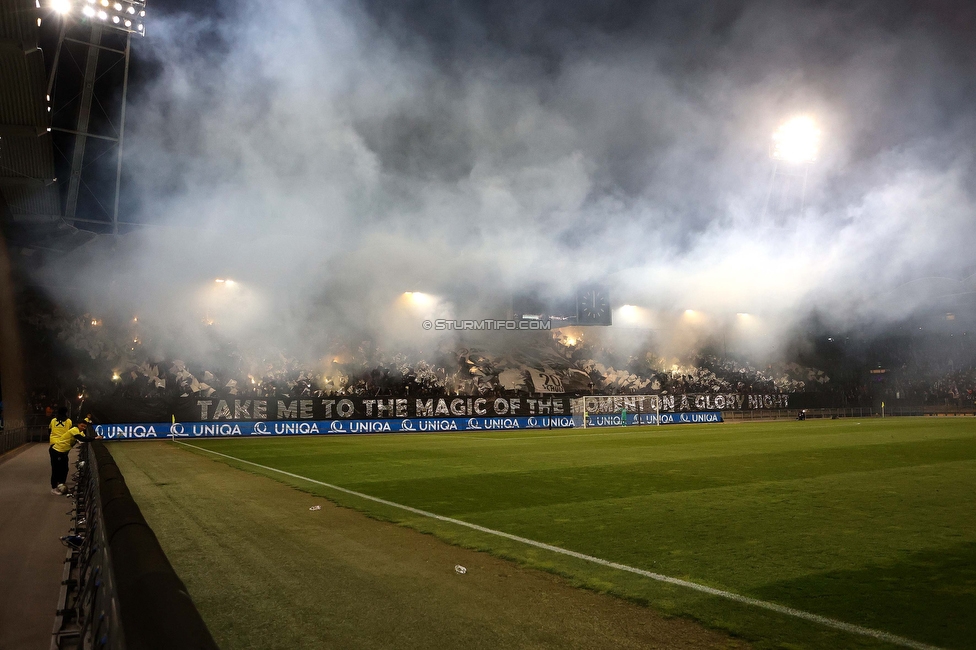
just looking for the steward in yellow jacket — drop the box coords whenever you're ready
[49,414,99,495]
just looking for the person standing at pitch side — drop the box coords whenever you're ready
[49,416,101,495]
[48,407,72,494]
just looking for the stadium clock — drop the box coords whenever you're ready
[577,287,611,325]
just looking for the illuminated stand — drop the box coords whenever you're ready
[45,0,147,235]
[760,116,820,223]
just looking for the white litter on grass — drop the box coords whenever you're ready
[309,505,321,511]
[455,564,467,574]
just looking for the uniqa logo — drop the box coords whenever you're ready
[273,422,321,434]
[347,421,391,432]
[484,418,519,429]
[102,425,160,439]
[418,419,458,431]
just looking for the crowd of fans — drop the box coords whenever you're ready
[883,365,976,406]
[15,297,976,413]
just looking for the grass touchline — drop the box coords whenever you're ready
[177,439,944,650]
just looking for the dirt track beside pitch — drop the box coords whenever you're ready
[110,440,747,650]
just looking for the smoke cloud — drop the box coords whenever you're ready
[37,0,976,370]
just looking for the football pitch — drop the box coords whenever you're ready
[110,418,976,649]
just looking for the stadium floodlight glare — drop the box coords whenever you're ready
[58,0,147,35]
[682,309,704,325]
[404,291,433,306]
[736,312,757,326]
[770,116,820,163]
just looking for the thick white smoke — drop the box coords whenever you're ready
[38,0,976,368]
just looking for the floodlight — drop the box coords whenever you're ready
[770,116,820,163]
[65,0,148,36]
[682,309,704,324]
[736,312,757,326]
[402,291,435,308]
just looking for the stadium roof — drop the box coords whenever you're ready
[0,0,95,260]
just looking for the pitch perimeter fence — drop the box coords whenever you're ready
[724,408,876,421]
[0,424,46,455]
[52,441,218,650]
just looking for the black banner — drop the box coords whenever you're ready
[87,392,837,424]
[91,395,572,423]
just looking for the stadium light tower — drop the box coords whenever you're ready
[761,115,821,222]
[45,0,148,236]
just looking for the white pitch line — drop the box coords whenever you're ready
[178,441,943,650]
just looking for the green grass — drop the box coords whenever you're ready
[176,418,976,649]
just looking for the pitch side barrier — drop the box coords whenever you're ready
[0,424,46,455]
[52,441,219,649]
[94,412,724,439]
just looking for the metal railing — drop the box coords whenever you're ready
[0,425,46,456]
[52,441,219,650]
[723,408,879,421]
[51,442,124,649]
